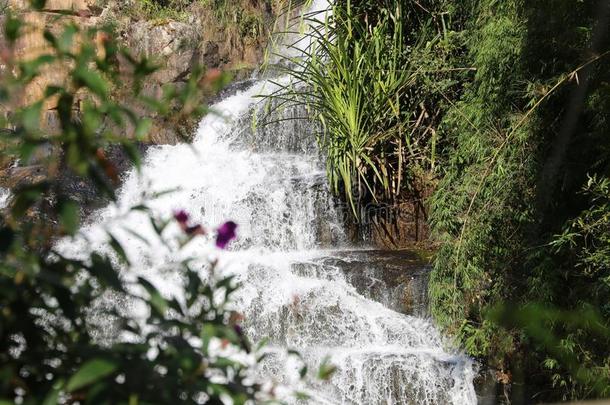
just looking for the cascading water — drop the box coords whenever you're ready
[57,2,477,403]
[0,188,10,210]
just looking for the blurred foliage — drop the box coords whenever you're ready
[0,1,335,404]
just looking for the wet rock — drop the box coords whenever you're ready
[0,165,48,189]
[56,143,150,218]
[313,250,432,316]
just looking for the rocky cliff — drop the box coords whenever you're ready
[0,0,283,192]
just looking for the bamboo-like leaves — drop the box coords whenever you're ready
[264,3,436,218]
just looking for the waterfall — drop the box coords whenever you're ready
[57,2,477,403]
[57,80,476,404]
[0,188,10,210]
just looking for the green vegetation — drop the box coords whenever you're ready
[132,0,268,35]
[0,2,331,403]
[135,0,195,21]
[268,1,463,217]
[274,0,610,401]
[429,0,610,401]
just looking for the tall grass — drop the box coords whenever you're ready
[265,3,439,217]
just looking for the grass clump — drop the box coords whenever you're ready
[267,1,463,217]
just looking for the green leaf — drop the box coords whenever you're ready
[5,14,22,44]
[43,30,56,46]
[42,379,64,405]
[107,232,130,265]
[58,199,79,235]
[295,391,310,400]
[122,142,141,171]
[0,87,8,102]
[74,66,109,97]
[216,275,236,291]
[29,0,47,10]
[138,277,167,316]
[45,86,63,98]
[134,118,152,141]
[132,57,159,79]
[66,142,88,175]
[212,357,241,369]
[122,226,150,246]
[20,54,56,82]
[255,337,269,352]
[89,253,123,291]
[20,101,43,133]
[0,227,15,253]
[201,323,216,353]
[12,183,48,217]
[317,357,337,380]
[66,359,117,392]
[58,24,78,53]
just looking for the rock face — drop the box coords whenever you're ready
[291,250,432,317]
[104,0,279,145]
[365,198,431,249]
[2,0,277,144]
[0,0,279,192]
[1,1,97,132]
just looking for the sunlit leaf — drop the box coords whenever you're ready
[317,357,337,380]
[74,66,108,97]
[138,277,167,316]
[58,24,78,53]
[134,118,152,141]
[20,101,43,133]
[66,359,117,392]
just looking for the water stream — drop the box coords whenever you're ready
[57,3,477,402]
[57,77,476,404]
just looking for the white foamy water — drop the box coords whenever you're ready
[0,188,11,210]
[57,77,476,403]
[57,1,476,401]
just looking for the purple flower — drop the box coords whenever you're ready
[174,210,189,224]
[216,221,237,249]
[174,210,207,237]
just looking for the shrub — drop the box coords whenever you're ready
[0,2,272,403]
